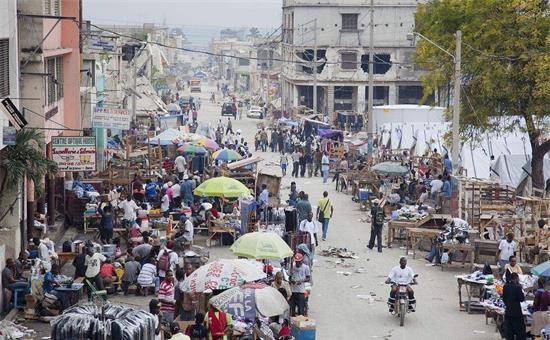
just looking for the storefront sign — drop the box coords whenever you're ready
[51,136,96,172]
[92,107,130,130]
[2,126,16,145]
[89,38,116,52]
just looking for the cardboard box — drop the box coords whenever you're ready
[291,316,316,329]
[291,326,316,340]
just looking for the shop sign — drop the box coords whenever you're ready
[51,136,96,171]
[92,107,130,130]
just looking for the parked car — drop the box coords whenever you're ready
[221,102,237,117]
[247,106,264,119]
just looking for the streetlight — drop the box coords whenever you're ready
[408,31,462,174]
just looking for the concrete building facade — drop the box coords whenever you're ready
[281,0,428,116]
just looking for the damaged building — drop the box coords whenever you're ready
[281,0,430,116]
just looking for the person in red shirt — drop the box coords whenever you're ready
[99,258,116,289]
[158,269,176,323]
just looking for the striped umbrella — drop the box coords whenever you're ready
[195,138,220,151]
[177,143,207,155]
[212,149,242,162]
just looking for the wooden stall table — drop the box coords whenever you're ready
[207,220,237,246]
[439,243,474,271]
[481,300,531,332]
[387,214,431,247]
[456,275,488,314]
[54,283,85,310]
[57,252,76,268]
[83,213,102,233]
[405,227,442,259]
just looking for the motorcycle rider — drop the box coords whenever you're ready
[385,257,417,312]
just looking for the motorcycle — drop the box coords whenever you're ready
[388,274,418,326]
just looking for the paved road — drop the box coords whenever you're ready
[196,85,500,340]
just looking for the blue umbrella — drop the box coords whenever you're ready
[531,261,550,278]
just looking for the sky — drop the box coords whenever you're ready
[84,0,282,44]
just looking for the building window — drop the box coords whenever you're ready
[238,58,250,66]
[398,85,434,104]
[0,39,9,98]
[341,52,357,70]
[45,56,63,106]
[341,14,359,30]
[44,0,60,15]
[361,54,392,74]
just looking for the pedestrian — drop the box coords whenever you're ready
[161,189,170,218]
[317,191,333,241]
[295,192,312,225]
[313,148,322,176]
[149,299,163,340]
[260,129,268,152]
[368,199,385,252]
[502,272,526,339]
[258,184,270,222]
[205,305,232,340]
[291,148,301,177]
[299,212,319,259]
[321,151,330,183]
[498,233,517,276]
[175,154,187,180]
[158,269,176,323]
[225,118,233,135]
[299,151,306,177]
[443,153,452,174]
[289,253,310,316]
[306,153,313,177]
[280,153,288,176]
[98,204,114,244]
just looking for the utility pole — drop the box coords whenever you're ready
[312,19,318,115]
[131,62,137,120]
[367,0,374,135]
[451,30,461,173]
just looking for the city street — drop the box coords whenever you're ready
[192,86,501,340]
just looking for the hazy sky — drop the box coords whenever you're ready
[84,0,282,34]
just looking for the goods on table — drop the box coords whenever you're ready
[393,205,429,221]
[50,303,156,340]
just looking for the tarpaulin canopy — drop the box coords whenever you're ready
[318,128,344,141]
[148,128,187,145]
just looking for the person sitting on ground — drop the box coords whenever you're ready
[175,215,194,245]
[133,235,153,265]
[137,257,160,295]
[99,258,117,291]
[121,256,141,295]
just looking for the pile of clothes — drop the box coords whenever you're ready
[393,205,429,221]
[438,218,471,244]
[72,181,100,201]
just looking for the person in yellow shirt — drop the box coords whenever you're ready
[317,191,334,241]
[504,255,523,282]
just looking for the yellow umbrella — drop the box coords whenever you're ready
[193,176,250,198]
[230,232,293,260]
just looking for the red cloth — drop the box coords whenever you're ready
[99,263,115,278]
[208,309,227,339]
[210,208,220,219]
[279,325,291,337]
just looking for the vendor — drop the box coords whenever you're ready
[205,305,233,340]
[503,255,523,282]
[272,271,291,300]
[289,253,310,317]
[2,258,28,311]
[43,263,69,311]
[119,195,139,227]
[532,277,550,337]
[497,233,517,275]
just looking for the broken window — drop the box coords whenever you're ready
[341,52,357,70]
[296,49,326,74]
[341,14,359,30]
[365,86,390,105]
[238,58,250,66]
[361,54,392,74]
[398,85,434,104]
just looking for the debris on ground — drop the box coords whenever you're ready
[354,267,366,274]
[350,284,362,289]
[357,295,383,304]
[0,320,36,339]
[336,271,352,276]
[320,247,359,259]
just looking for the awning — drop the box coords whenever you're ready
[226,155,264,170]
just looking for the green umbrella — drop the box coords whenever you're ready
[230,232,294,260]
[371,161,409,177]
[531,260,550,278]
[193,176,251,198]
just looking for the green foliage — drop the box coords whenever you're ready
[0,129,57,197]
[415,0,549,137]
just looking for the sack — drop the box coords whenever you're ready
[482,263,493,275]
[62,240,72,253]
[158,250,171,272]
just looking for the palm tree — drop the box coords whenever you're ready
[248,27,262,39]
[0,129,57,224]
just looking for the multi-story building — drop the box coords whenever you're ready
[281,0,428,115]
[212,38,260,93]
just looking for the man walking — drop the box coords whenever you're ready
[317,191,333,241]
[368,199,385,252]
[291,149,301,177]
[225,118,233,135]
[321,151,330,183]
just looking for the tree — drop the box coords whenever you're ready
[0,129,57,224]
[414,0,549,189]
[248,27,261,39]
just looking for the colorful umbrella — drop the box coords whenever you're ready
[371,161,409,177]
[177,143,207,155]
[531,261,550,278]
[230,232,293,260]
[212,149,242,162]
[209,283,289,319]
[180,259,266,293]
[196,138,220,151]
[193,176,251,198]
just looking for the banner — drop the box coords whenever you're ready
[52,137,96,172]
[211,288,256,321]
[92,107,130,130]
[89,38,116,52]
